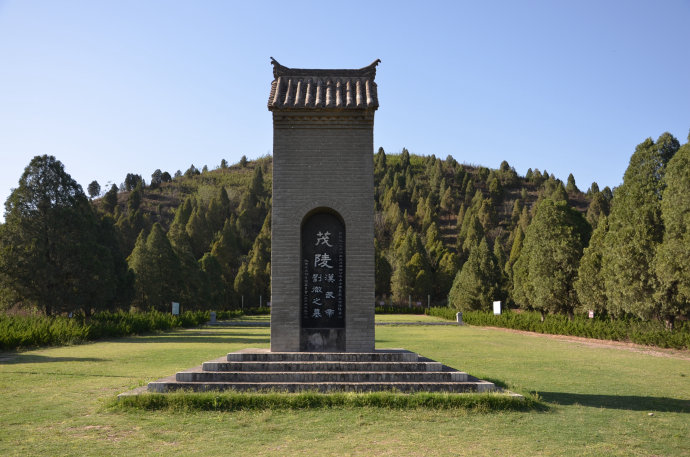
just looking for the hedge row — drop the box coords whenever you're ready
[0,310,211,350]
[424,308,690,349]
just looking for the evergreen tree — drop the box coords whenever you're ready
[150,169,162,189]
[102,184,119,214]
[245,212,271,305]
[574,216,609,315]
[448,237,502,311]
[510,199,522,226]
[375,240,392,297]
[233,263,253,307]
[128,223,181,310]
[391,228,426,303]
[127,183,142,213]
[565,173,579,194]
[586,191,610,229]
[88,180,101,199]
[436,251,459,304]
[512,198,590,319]
[602,134,678,319]
[210,218,244,297]
[199,253,226,308]
[654,140,690,328]
[0,155,117,315]
[186,204,213,259]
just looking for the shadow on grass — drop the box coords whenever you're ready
[538,391,690,413]
[0,354,108,364]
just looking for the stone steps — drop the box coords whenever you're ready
[146,348,497,394]
[226,350,418,363]
[177,371,468,383]
[202,361,443,372]
[148,381,494,393]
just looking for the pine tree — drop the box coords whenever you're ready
[88,180,101,199]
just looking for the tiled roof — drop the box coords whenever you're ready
[268,58,380,111]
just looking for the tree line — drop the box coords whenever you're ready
[0,131,688,329]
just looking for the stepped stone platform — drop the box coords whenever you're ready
[145,348,496,394]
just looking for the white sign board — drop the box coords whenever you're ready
[172,302,180,315]
[588,310,594,319]
[493,301,501,315]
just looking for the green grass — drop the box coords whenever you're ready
[226,314,270,322]
[113,391,535,412]
[375,313,450,323]
[1,325,688,456]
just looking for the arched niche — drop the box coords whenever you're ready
[300,208,346,351]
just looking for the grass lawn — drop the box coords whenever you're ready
[0,324,688,456]
[226,313,449,323]
[375,313,450,323]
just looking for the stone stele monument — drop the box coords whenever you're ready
[268,57,380,353]
[132,59,499,395]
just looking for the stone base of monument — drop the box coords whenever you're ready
[145,348,497,394]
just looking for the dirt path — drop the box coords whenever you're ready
[476,325,690,361]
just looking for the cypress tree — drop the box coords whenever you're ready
[566,173,579,194]
[512,198,590,319]
[574,216,609,315]
[654,140,690,328]
[127,230,151,309]
[602,134,678,319]
[448,237,501,311]
[103,184,119,214]
[186,205,213,259]
[199,253,226,309]
[375,239,392,297]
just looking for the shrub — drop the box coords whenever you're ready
[0,310,210,350]
[424,308,690,349]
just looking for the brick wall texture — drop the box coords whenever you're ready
[270,111,375,352]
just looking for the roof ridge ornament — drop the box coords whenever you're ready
[270,57,381,79]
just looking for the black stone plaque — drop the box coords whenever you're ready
[301,212,345,329]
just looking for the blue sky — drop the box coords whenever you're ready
[1,1,688,221]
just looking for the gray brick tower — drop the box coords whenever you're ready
[268,58,380,352]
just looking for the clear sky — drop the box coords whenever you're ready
[1,1,688,221]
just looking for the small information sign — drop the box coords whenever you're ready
[172,302,180,315]
[493,301,502,315]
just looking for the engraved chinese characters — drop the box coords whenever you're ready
[301,212,345,329]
